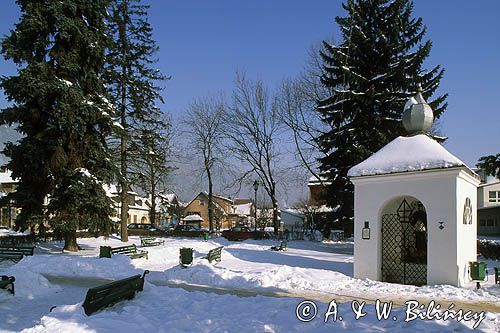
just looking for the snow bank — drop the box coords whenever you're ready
[13,254,142,280]
[348,135,467,177]
[21,284,500,333]
[0,269,57,301]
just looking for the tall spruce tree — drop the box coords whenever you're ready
[0,0,114,251]
[477,154,500,179]
[316,0,447,234]
[105,0,166,242]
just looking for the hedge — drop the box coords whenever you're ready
[477,239,500,260]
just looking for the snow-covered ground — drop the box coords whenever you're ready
[0,236,499,332]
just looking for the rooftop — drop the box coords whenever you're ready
[348,134,469,178]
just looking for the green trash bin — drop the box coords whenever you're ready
[470,261,487,281]
[99,246,112,258]
[203,232,209,242]
[494,267,500,285]
[179,247,193,267]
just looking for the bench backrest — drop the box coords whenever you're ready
[140,236,156,241]
[82,270,149,315]
[0,246,35,256]
[207,246,223,263]
[111,244,137,255]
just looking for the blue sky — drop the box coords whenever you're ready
[0,0,499,201]
[153,0,500,169]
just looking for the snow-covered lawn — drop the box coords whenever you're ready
[0,236,499,332]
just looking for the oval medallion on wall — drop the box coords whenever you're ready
[463,197,472,225]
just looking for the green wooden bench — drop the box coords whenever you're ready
[140,236,165,247]
[270,240,287,252]
[0,245,35,262]
[82,270,149,315]
[494,267,500,285]
[99,245,148,259]
[205,246,223,264]
[0,275,15,295]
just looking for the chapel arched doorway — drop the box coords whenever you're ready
[381,196,427,286]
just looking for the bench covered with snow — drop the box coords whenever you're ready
[140,236,165,247]
[82,270,149,315]
[0,275,15,295]
[0,245,35,262]
[99,244,148,259]
[270,241,287,252]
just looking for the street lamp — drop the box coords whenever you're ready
[253,180,259,232]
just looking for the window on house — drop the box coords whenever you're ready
[479,219,486,226]
[199,199,205,206]
[487,219,494,227]
[134,215,137,223]
[488,191,500,203]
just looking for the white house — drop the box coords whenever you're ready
[104,184,150,225]
[476,171,500,235]
[0,169,18,228]
[280,209,305,231]
[349,90,479,287]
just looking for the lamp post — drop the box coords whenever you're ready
[253,180,259,232]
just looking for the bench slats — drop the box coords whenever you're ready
[82,271,149,316]
[140,236,164,247]
[206,246,223,264]
[100,245,148,260]
[0,246,35,262]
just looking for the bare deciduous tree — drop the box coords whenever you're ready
[226,73,281,234]
[276,43,331,186]
[185,95,225,231]
[129,114,174,226]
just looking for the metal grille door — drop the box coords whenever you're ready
[381,199,427,286]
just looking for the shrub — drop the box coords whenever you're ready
[477,239,500,260]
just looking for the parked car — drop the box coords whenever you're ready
[127,223,157,231]
[174,224,201,232]
[169,224,204,237]
[157,224,175,232]
[221,226,268,241]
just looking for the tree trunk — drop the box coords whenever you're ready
[150,179,156,226]
[119,2,129,242]
[272,199,279,235]
[270,181,279,234]
[207,169,214,232]
[120,181,128,242]
[63,230,79,252]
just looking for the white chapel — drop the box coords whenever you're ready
[348,88,479,287]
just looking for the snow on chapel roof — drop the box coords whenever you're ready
[348,134,467,177]
[348,88,475,178]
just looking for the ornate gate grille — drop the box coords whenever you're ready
[381,199,427,286]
